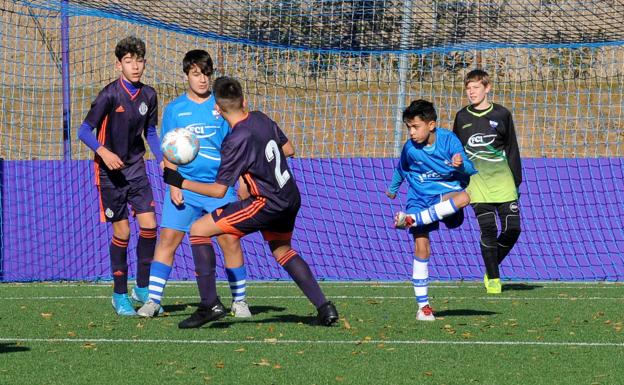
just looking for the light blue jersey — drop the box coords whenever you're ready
[388,128,477,212]
[161,93,230,183]
[161,93,236,231]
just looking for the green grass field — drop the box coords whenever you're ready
[1,281,623,385]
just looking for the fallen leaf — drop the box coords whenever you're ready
[40,313,53,319]
[253,359,271,366]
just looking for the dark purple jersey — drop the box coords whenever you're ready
[216,111,300,211]
[84,78,158,169]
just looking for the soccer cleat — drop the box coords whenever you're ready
[131,286,149,304]
[111,293,137,316]
[178,298,226,329]
[416,304,435,321]
[486,278,502,294]
[132,286,164,314]
[394,211,415,229]
[483,273,489,289]
[230,300,252,318]
[317,301,339,326]
[137,300,163,317]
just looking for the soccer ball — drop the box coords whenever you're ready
[161,128,200,165]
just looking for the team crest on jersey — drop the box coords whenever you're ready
[489,120,499,128]
[105,208,114,218]
[139,102,148,116]
[212,109,220,119]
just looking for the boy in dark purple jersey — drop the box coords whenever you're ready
[78,36,163,316]
[163,76,338,328]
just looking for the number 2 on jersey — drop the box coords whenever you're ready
[265,140,291,188]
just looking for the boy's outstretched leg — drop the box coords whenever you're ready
[178,236,225,329]
[395,192,470,229]
[270,240,338,326]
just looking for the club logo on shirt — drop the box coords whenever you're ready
[212,109,220,118]
[489,120,499,128]
[139,102,148,116]
[417,170,441,182]
[467,133,497,147]
[105,208,114,218]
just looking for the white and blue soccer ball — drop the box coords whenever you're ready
[161,128,200,165]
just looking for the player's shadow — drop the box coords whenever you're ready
[0,342,30,354]
[161,304,191,313]
[210,313,318,328]
[435,309,499,317]
[503,283,541,291]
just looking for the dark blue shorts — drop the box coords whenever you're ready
[211,197,300,241]
[97,160,155,222]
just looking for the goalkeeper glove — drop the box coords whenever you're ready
[163,167,185,188]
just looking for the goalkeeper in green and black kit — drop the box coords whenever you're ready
[453,69,522,294]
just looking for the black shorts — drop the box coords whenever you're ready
[97,160,155,222]
[211,197,300,241]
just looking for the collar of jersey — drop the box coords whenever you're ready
[467,103,494,117]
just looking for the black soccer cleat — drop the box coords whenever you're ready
[178,298,226,329]
[317,301,339,326]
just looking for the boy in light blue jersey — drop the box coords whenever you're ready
[137,50,251,318]
[386,99,476,321]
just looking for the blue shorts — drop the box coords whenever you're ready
[161,187,237,232]
[406,193,465,235]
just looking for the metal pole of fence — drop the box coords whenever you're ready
[394,0,413,156]
[61,0,72,159]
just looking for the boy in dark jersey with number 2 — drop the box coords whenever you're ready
[163,76,339,328]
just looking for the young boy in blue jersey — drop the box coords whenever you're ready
[78,36,163,316]
[163,76,338,329]
[386,99,477,321]
[137,50,252,318]
[453,69,522,294]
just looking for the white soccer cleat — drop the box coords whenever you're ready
[137,300,162,317]
[230,300,252,318]
[394,211,415,229]
[416,305,435,321]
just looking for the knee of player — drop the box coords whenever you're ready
[157,228,184,249]
[112,223,131,239]
[454,191,471,208]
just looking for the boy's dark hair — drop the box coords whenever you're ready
[183,50,214,76]
[464,69,490,87]
[213,76,244,113]
[115,36,146,61]
[402,99,437,123]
